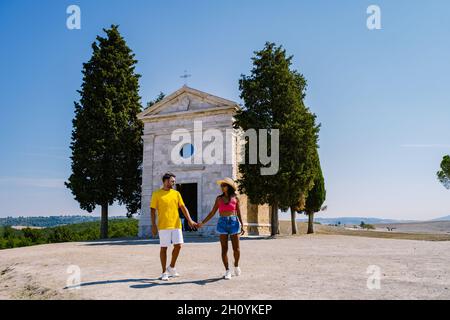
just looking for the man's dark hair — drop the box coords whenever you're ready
[162,172,176,182]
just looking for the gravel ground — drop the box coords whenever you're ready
[1,234,450,300]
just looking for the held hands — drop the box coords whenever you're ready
[188,220,200,230]
[188,220,205,229]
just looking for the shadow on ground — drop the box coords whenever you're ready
[130,277,224,289]
[64,277,224,290]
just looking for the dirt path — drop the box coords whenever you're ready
[1,234,449,300]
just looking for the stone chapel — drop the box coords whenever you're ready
[137,85,270,237]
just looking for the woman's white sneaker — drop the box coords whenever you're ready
[224,269,232,280]
[160,272,169,281]
[167,266,180,277]
[234,267,241,276]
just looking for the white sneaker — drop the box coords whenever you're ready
[167,266,180,277]
[224,269,232,280]
[234,266,241,276]
[160,272,169,281]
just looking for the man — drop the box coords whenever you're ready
[151,172,198,281]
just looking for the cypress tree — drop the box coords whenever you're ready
[66,25,143,239]
[234,42,320,236]
[304,154,326,234]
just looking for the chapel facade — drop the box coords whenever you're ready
[137,86,270,237]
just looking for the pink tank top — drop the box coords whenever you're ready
[218,196,237,214]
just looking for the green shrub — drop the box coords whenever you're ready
[2,226,15,238]
[0,238,7,249]
[22,228,46,242]
[360,222,375,230]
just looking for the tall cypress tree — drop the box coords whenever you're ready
[65,25,143,239]
[304,152,326,234]
[235,42,320,236]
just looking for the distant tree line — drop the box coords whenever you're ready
[0,219,138,250]
[0,215,126,228]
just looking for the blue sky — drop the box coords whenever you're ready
[0,0,449,220]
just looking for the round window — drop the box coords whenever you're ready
[180,143,194,158]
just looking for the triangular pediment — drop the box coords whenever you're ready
[138,86,240,119]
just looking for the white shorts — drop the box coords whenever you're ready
[158,229,184,247]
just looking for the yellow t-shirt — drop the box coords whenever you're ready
[150,188,185,230]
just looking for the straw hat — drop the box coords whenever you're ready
[216,177,237,191]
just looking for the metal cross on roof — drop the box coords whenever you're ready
[180,70,192,85]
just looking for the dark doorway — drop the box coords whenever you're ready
[176,183,198,232]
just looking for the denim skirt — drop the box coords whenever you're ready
[216,215,241,235]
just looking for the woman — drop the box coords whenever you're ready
[198,177,245,280]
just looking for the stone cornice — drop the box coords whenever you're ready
[138,85,241,120]
[165,164,206,171]
[139,105,237,123]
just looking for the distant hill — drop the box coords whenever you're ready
[0,215,128,228]
[374,220,450,234]
[289,214,450,225]
[430,215,450,222]
[295,216,414,225]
